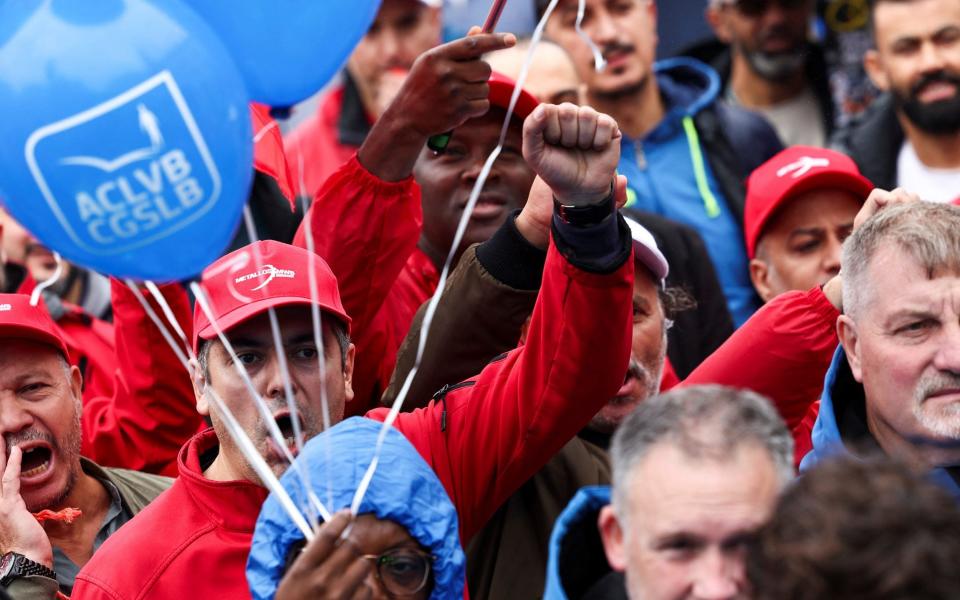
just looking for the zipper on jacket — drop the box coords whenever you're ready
[636,143,647,170]
[432,381,477,432]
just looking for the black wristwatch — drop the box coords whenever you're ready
[553,183,616,227]
[0,552,56,586]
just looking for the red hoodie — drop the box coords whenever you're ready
[72,230,635,600]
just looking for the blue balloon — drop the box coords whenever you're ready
[191,0,382,107]
[0,0,252,281]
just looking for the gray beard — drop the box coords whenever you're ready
[742,48,806,83]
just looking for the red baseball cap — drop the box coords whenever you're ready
[488,71,540,121]
[193,241,351,351]
[744,146,874,259]
[0,294,69,356]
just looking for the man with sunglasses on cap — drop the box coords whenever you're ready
[703,0,834,147]
[66,62,636,600]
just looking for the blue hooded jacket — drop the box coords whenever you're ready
[801,347,960,498]
[246,417,466,599]
[543,486,625,600]
[618,58,759,327]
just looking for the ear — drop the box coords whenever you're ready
[863,49,889,91]
[342,342,356,405]
[193,366,210,416]
[69,365,83,404]
[705,6,730,41]
[749,258,776,303]
[837,315,864,382]
[598,505,629,573]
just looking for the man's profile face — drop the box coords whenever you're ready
[708,0,811,82]
[545,0,658,98]
[590,268,666,433]
[839,246,960,467]
[600,442,780,600]
[866,0,960,133]
[750,189,861,302]
[413,107,533,260]
[198,306,355,481]
[0,340,83,512]
[347,0,441,110]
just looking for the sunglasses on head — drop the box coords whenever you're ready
[724,0,808,17]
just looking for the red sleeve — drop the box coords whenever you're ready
[681,286,839,431]
[371,241,634,543]
[293,155,421,333]
[80,280,201,476]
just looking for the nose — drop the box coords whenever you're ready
[261,353,298,401]
[461,151,498,185]
[822,235,842,278]
[918,40,947,75]
[0,394,34,438]
[590,10,619,47]
[933,322,960,374]
[691,551,744,600]
[377,29,403,69]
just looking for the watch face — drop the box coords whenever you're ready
[0,553,15,578]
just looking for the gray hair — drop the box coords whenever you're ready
[842,203,960,320]
[609,385,794,516]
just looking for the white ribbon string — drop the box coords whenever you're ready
[350,0,564,515]
[575,0,606,71]
[295,148,336,514]
[29,251,63,307]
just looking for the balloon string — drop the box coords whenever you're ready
[575,0,606,72]
[29,251,63,307]
[253,120,278,144]
[350,0,563,515]
[123,277,322,535]
[295,150,336,515]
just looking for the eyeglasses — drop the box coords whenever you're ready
[721,0,809,17]
[360,548,434,596]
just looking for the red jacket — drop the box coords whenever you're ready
[80,280,201,476]
[681,285,840,466]
[285,85,368,201]
[72,236,635,600]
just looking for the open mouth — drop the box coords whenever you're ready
[272,411,305,453]
[19,444,53,479]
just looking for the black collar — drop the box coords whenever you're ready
[337,69,372,147]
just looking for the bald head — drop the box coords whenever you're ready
[485,39,581,105]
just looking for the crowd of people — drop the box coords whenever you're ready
[2,0,960,598]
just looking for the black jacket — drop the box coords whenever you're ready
[830,93,901,190]
[685,39,836,142]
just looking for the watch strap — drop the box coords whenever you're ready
[0,552,56,586]
[553,183,616,228]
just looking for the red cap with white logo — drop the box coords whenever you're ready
[0,294,69,357]
[744,146,874,259]
[192,240,351,351]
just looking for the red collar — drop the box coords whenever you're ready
[177,429,269,533]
